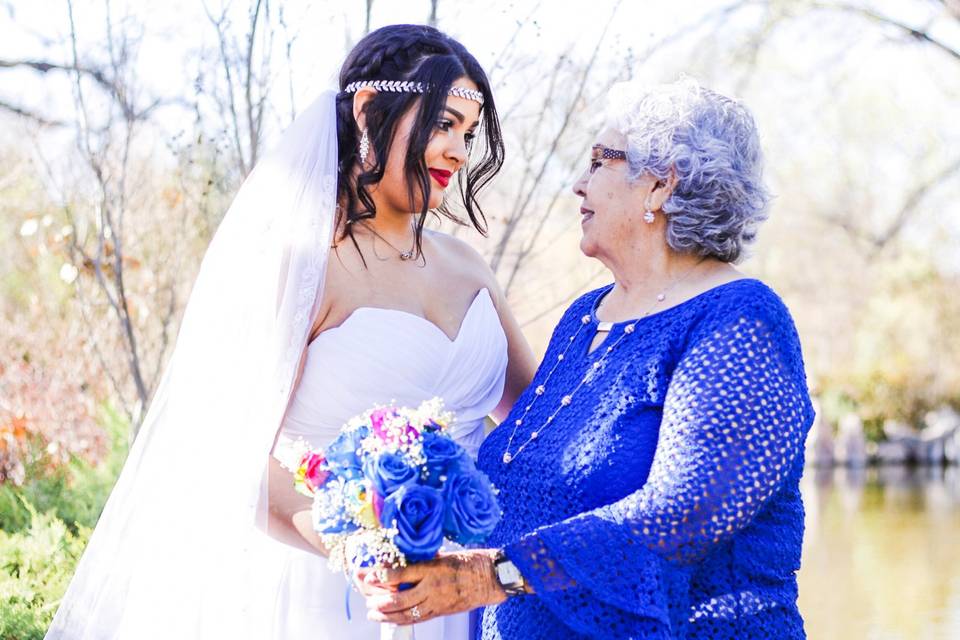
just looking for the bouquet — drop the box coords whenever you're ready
[293,398,501,639]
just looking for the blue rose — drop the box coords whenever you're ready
[363,451,418,497]
[325,426,369,480]
[421,432,474,487]
[380,484,445,562]
[312,478,361,534]
[442,470,500,545]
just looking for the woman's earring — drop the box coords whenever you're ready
[359,129,369,165]
[643,209,656,224]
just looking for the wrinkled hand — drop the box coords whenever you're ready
[358,549,506,625]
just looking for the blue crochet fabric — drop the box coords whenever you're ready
[477,279,814,639]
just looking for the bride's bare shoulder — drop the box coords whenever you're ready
[424,229,505,304]
[309,239,370,336]
[426,229,493,277]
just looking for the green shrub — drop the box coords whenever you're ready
[0,406,127,638]
[0,504,90,640]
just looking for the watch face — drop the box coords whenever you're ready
[496,559,522,586]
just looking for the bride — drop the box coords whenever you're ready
[47,24,535,640]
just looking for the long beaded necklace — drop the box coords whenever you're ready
[500,258,708,465]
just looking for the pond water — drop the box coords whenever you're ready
[798,466,960,640]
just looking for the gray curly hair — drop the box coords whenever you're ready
[607,77,771,263]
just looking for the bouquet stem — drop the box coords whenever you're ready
[380,622,415,640]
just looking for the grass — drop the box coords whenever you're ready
[0,407,128,640]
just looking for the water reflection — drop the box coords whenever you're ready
[799,466,960,640]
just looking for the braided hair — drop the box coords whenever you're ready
[335,24,504,261]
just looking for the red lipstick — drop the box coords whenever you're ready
[428,168,452,188]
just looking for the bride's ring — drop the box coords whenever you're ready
[411,605,422,621]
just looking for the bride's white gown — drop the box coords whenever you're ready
[269,287,507,639]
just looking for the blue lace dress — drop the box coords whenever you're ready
[477,279,814,639]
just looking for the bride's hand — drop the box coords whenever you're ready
[361,550,507,625]
[353,567,398,599]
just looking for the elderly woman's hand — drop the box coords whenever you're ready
[358,549,507,625]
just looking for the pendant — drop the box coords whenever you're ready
[502,452,513,464]
[400,250,415,261]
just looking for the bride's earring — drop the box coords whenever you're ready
[359,129,370,165]
[643,209,656,224]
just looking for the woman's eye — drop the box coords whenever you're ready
[590,160,603,174]
[465,131,476,144]
[436,119,453,131]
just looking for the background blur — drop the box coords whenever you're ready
[1,1,958,638]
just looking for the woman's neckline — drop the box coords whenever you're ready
[311,287,491,345]
[590,277,761,327]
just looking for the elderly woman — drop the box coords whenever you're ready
[360,78,814,639]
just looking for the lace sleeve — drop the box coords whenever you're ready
[503,303,811,637]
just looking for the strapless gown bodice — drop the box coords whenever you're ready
[270,287,508,640]
[278,287,508,458]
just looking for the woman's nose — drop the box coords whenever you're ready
[445,135,468,167]
[572,168,589,197]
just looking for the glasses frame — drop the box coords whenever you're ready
[590,144,627,173]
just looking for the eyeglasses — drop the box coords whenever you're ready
[590,144,627,174]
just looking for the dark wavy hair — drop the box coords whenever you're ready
[335,24,504,260]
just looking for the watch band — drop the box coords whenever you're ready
[493,548,527,597]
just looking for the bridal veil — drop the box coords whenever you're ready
[47,91,338,638]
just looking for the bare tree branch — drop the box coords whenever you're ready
[0,99,66,126]
[810,1,960,61]
[278,4,298,124]
[202,0,273,179]
[365,0,374,35]
[871,156,960,251]
[65,0,151,431]
[244,0,265,170]
[67,236,136,425]
[205,4,249,176]
[488,0,543,85]
[0,58,134,118]
[502,58,642,294]
[489,2,622,276]
[734,2,782,95]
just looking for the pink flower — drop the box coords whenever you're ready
[295,451,331,496]
[369,408,391,436]
[371,489,385,523]
[370,409,420,444]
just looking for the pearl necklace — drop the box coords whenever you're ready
[500,259,708,465]
[499,312,637,464]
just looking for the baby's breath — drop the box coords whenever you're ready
[273,435,312,472]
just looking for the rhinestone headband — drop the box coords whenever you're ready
[343,80,484,106]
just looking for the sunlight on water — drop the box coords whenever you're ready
[799,466,960,640]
